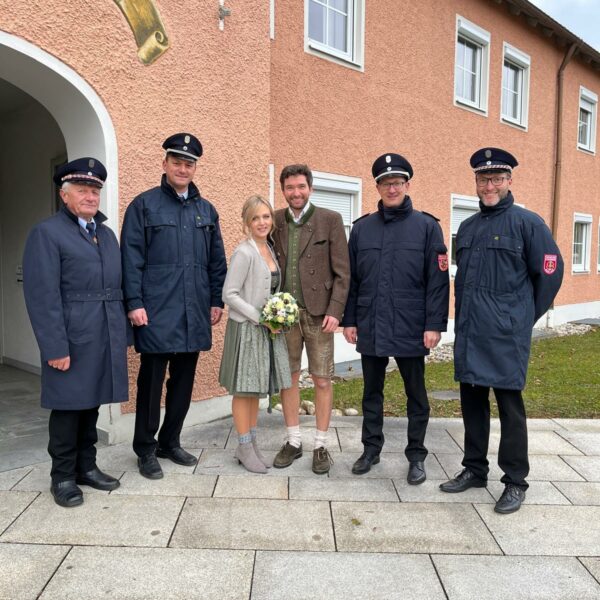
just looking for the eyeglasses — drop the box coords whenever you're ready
[475,175,510,187]
[378,181,407,190]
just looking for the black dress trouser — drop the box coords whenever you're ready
[361,354,430,462]
[460,383,529,490]
[133,352,199,457]
[48,407,99,483]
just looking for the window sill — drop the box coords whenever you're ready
[501,116,528,132]
[572,269,590,274]
[577,144,596,156]
[306,42,364,72]
[454,98,488,117]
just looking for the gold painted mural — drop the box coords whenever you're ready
[113,0,169,65]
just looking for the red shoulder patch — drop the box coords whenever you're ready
[543,254,557,275]
[438,254,448,272]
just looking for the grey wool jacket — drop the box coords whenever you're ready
[222,238,280,324]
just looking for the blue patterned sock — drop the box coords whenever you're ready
[250,427,258,440]
[239,432,252,444]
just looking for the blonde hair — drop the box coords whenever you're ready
[241,195,275,237]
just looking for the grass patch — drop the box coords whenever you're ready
[294,327,600,419]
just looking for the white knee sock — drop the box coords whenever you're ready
[314,429,328,450]
[286,425,302,448]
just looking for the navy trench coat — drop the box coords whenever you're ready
[23,207,129,410]
[342,198,450,357]
[120,176,227,354]
[453,192,564,390]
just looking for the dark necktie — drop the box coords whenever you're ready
[86,222,97,243]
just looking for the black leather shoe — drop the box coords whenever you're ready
[51,480,83,508]
[351,452,380,475]
[494,484,526,514]
[407,461,426,485]
[76,467,120,491]
[138,453,164,479]
[156,446,197,466]
[439,468,487,493]
[273,442,303,469]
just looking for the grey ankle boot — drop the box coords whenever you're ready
[252,438,273,468]
[235,441,267,474]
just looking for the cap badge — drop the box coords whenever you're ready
[183,146,188,151]
[89,159,95,168]
[88,171,93,176]
[387,166,392,171]
[484,150,492,158]
[385,155,391,163]
[184,135,191,143]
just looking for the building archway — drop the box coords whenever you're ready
[0,32,120,467]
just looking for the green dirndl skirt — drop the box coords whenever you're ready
[219,319,291,398]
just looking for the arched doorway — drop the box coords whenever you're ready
[0,32,120,469]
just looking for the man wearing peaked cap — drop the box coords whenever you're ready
[440,147,564,514]
[342,153,450,483]
[121,133,227,480]
[23,158,129,507]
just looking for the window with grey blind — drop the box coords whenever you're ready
[450,196,479,273]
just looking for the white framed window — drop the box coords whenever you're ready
[578,87,597,153]
[501,43,530,128]
[572,213,593,273]
[450,194,480,276]
[310,171,362,238]
[305,0,365,70]
[454,15,490,115]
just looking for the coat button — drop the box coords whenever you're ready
[310,269,315,274]
[312,285,317,290]
[307,254,311,258]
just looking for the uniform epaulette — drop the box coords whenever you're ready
[352,213,371,224]
[421,211,440,222]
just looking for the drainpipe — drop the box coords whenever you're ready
[548,42,578,328]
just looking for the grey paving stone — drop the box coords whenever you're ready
[330,452,447,480]
[94,443,200,474]
[2,493,184,547]
[562,456,600,481]
[40,546,253,600]
[170,498,335,551]
[558,432,600,456]
[487,481,571,505]
[435,453,584,481]
[213,474,288,499]
[112,471,216,497]
[476,505,600,556]
[553,481,600,505]
[0,490,37,532]
[0,543,70,600]
[252,551,446,600]
[580,558,600,585]
[394,479,495,504]
[337,427,461,453]
[0,435,51,471]
[0,466,32,490]
[196,448,323,478]
[433,555,600,600]
[332,501,501,554]
[179,419,233,449]
[447,430,584,455]
[290,476,398,502]
[554,419,600,433]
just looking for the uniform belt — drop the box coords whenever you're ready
[64,289,123,302]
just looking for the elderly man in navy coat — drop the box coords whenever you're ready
[121,133,227,479]
[342,153,450,483]
[23,158,128,507]
[440,148,563,514]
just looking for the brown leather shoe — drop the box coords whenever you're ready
[273,442,303,468]
[312,447,333,475]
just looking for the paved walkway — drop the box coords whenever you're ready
[1,414,599,599]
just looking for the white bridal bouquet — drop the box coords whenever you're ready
[260,292,299,338]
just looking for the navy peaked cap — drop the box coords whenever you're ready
[53,157,107,188]
[162,132,202,161]
[470,147,518,172]
[372,153,413,181]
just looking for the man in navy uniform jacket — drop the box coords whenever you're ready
[342,153,450,484]
[121,133,227,479]
[23,158,128,507]
[440,148,564,514]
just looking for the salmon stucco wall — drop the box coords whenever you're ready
[1,0,272,412]
[270,0,600,317]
